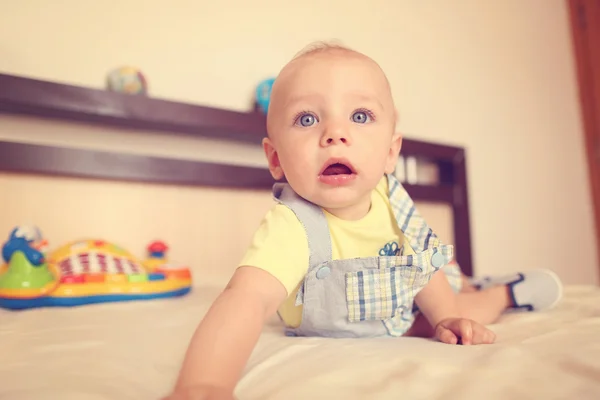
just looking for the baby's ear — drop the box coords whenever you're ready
[262,137,285,180]
[385,132,403,174]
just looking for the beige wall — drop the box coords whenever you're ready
[1,0,597,285]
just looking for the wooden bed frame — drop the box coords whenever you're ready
[0,72,474,276]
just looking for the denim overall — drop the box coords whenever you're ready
[272,173,463,338]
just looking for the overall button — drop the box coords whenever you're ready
[316,266,331,279]
[431,252,445,268]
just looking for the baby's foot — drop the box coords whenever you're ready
[471,269,563,311]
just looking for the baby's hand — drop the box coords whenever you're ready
[435,318,496,345]
[161,386,235,400]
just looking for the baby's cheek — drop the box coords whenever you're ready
[281,152,308,172]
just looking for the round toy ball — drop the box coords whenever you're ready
[106,66,148,95]
[255,77,275,114]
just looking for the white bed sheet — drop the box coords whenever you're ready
[1,285,599,400]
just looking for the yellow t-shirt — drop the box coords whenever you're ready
[238,176,412,328]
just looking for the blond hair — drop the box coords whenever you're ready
[291,40,358,60]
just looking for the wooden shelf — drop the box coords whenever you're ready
[0,140,275,190]
[0,73,267,144]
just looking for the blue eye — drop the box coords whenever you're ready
[295,113,317,127]
[352,111,371,123]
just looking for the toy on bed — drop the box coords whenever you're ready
[0,226,192,310]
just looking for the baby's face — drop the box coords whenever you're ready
[263,50,401,219]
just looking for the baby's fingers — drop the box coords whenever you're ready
[472,325,497,345]
[453,319,473,345]
[435,324,458,345]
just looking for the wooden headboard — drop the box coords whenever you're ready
[0,73,473,277]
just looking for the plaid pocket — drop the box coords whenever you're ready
[345,266,423,323]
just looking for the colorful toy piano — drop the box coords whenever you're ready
[0,226,192,310]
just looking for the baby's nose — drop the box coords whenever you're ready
[321,123,350,145]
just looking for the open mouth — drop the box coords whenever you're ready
[319,158,356,176]
[322,163,353,175]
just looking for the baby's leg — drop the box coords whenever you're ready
[456,285,512,323]
[406,268,563,338]
[460,275,478,292]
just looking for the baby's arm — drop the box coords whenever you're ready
[415,269,495,345]
[165,266,287,399]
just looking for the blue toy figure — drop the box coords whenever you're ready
[255,78,275,114]
[2,226,47,266]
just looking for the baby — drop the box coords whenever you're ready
[164,42,563,400]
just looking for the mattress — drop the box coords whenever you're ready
[1,284,599,400]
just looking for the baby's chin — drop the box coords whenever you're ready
[301,188,372,218]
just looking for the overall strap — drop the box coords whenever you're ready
[272,183,333,269]
[386,173,443,253]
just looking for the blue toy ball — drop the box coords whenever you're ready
[255,78,275,114]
